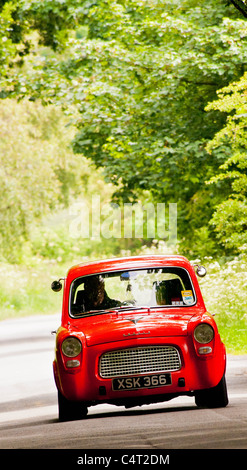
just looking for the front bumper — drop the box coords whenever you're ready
[53,334,226,404]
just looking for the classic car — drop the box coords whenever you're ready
[51,255,228,421]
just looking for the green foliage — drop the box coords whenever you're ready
[206,73,247,254]
[0,0,247,260]
[228,0,247,19]
[0,0,85,52]
[210,200,247,252]
[0,1,244,255]
[199,256,247,353]
[0,260,62,320]
[0,99,96,262]
[0,2,18,77]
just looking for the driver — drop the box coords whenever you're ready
[82,275,121,311]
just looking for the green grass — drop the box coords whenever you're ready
[0,253,246,354]
[0,260,64,321]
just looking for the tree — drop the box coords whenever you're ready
[229,0,247,18]
[0,98,95,262]
[1,0,247,256]
[206,73,247,254]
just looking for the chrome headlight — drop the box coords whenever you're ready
[62,337,82,357]
[194,323,214,344]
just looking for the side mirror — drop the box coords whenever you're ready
[51,279,64,292]
[194,265,207,277]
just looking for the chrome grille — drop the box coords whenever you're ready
[99,346,181,378]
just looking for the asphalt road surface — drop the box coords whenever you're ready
[0,314,247,451]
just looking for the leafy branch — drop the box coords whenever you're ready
[229,0,247,18]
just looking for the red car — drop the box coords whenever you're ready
[51,255,228,421]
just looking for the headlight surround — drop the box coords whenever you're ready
[194,323,214,344]
[61,337,82,357]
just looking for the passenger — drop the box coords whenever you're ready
[155,279,183,305]
[156,283,168,305]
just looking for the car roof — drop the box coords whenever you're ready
[66,255,194,283]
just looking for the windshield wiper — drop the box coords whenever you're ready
[113,305,150,312]
[74,308,120,318]
[72,305,152,318]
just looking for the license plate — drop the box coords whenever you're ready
[112,373,171,391]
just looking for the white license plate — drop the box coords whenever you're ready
[112,373,171,391]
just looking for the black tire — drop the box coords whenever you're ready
[58,390,88,422]
[195,374,228,408]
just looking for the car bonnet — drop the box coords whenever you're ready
[71,308,198,347]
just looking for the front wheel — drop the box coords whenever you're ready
[195,374,228,408]
[58,390,88,422]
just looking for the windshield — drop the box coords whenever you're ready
[69,267,195,317]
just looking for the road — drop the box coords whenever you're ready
[0,314,247,452]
